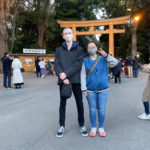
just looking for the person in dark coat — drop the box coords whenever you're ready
[1,52,13,89]
[35,56,41,77]
[112,59,122,83]
[126,56,133,78]
[54,27,88,138]
[123,58,128,77]
[133,56,139,78]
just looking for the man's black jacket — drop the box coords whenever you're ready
[1,56,12,73]
[54,41,84,84]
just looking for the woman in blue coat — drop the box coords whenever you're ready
[81,42,117,137]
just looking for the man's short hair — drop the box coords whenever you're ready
[62,27,73,34]
[4,52,8,56]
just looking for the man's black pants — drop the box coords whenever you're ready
[59,83,84,127]
[115,71,121,83]
[3,71,11,88]
[36,67,40,77]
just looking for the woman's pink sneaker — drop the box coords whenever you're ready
[90,131,96,137]
[99,128,106,137]
[90,128,97,137]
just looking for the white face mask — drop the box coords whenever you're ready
[64,34,73,42]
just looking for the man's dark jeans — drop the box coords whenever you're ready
[59,83,84,127]
[115,71,121,83]
[143,102,149,115]
[36,67,40,77]
[3,71,11,88]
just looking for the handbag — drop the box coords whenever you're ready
[20,68,25,72]
[60,83,72,99]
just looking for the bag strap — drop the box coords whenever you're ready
[87,56,101,78]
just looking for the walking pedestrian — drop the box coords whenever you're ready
[39,58,45,78]
[133,56,139,78]
[54,27,88,138]
[123,58,128,77]
[81,42,117,137]
[112,59,122,83]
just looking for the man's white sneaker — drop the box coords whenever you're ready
[137,113,148,120]
[80,126,88,137]
[56,126,64,138]
[147,114,150,119]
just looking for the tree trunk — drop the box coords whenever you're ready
[0,0,17,72]
[11,0,20,52]
[11,12,17,52]
[37,17,48,48]
[131,23,137,57]
[0,3,8,72]
[37,1,49,48]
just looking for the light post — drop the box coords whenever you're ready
[127,13,141,57]
[130,15,140,57]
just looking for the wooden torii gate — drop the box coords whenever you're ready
[57,16,130,56]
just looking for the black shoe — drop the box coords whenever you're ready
[80,126,88,137]
[56,126,64,138]
[3,86,7,90]
[7,87,12,90]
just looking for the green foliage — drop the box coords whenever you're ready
[7,0,150,63]
[94,0,150,63]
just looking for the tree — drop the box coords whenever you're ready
[93,0,150,62]
[55,0,97,50]
[33,0,55,48]
[0,0,21,72]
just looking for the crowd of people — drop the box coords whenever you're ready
[0,53,55,89]
[35,56,54,78]
[109,55,140,84]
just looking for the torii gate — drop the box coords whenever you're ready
[57,16,130,56]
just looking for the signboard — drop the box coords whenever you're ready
[23,48,46,54]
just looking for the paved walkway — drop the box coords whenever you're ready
[0,72,149,150]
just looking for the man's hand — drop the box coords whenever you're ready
[59,72,66,80]
[83,92,88,97]
[98,48,106,56]
[63,79,70,85]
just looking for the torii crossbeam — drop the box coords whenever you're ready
[57,16,130,56]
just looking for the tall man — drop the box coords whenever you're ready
[54,28,88,138]
[1,52,13,89]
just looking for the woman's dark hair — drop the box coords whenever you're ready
[87,41,97,46]
[14,56,18,58]
[87,41,97,49]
